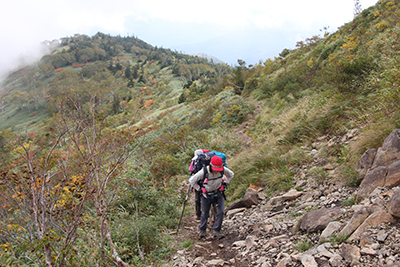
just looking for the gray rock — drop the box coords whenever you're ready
[329,254,343,267]
[245,235,256,250]
[270,189,302,205]
[387,189,400,218]
[300,254,318,267]
[386,161,400,187]
[377,230,389,242]
[207,259,225,266]
[361,247,378,256]
[357,166,388,201]
[356,148,377,178]
[300,207,344,233]
[339,206,372,238]
[226,207,246,216]
[372,129,400,169]
[320,221,342,243]
[340,244,360,266]
[349,210,395,241]
[276,256,291,267]
[226,189,259,211]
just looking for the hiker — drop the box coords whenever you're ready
[189,149,216,223]
[189,149,206,220]
[189,155,234,239]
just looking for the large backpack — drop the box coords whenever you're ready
[192,151,216,174]
[193,151,228,174]
[193,151,228,189]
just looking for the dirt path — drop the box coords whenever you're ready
[168,187,250,266]
[172,210,250,266]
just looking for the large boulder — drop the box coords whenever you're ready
[357,130,400,201]
[226,188,259,211]
[339,206,372,238]
[300,207,343,233]
[357,166,387,201]
[387,189,400,218]
[355,148,377,178]
[371,129,400,169]
[385,161,400,188]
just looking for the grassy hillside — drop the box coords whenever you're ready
[1,0,400,265]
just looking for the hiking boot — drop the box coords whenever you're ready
[199,229,206,239]
[210,220,214,226]
[196,216,201,221]
[213,230,225,239]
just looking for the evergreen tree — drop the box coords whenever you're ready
[125,64,132,80]
[132,66,139,79]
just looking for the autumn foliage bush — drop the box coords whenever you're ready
[72,62,93,68]
[144,100,154,107]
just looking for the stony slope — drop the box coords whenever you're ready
[168,129,400,267]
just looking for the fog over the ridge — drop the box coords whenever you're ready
[0,0,379,85]
[0,42,56,86]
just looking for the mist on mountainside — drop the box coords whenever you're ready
[0,40,59,86]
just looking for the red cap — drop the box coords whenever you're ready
[210,156,224,171]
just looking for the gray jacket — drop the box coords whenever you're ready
[189,166,234,193]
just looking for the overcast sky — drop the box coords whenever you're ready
[0,0,378,80]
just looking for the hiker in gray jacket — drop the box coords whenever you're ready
[189,156,234,239]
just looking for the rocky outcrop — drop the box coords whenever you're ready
[371,129,400,169]
[355,148,377,178]
[386,161,400,187]
[387,189,400,218]
[357,166,388,200]
[357,129,400,200]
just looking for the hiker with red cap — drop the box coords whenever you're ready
[189,155,234,239]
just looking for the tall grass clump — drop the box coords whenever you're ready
[228,144,305,199]
[350,119,398,156]
[294,239,313,252]
[110,179,181,264]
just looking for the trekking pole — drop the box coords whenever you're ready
[177,184,192,233]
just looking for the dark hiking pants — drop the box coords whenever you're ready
[199,191,224,231]
[195,189,201,218]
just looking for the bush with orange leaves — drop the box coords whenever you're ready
[72,62,93,68]
[144,100,154,107]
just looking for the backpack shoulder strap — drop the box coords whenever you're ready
[202,166,209,180]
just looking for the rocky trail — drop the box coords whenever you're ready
[170,184,400,267]
[164,129,400,267]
